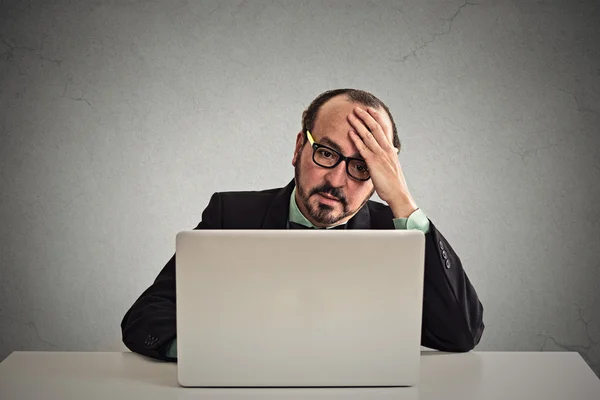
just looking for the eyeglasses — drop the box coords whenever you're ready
[306,130,371,181]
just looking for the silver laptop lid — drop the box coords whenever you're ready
[176,230,425,387]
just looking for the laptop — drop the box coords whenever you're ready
[175,229,425,387]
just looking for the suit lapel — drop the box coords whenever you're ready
[260,179,295,229]
[347,201,371,229]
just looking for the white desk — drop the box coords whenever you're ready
[0,351,599,399]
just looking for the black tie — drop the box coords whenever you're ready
[288,221,346,230]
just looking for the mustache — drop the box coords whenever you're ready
[309,184,347,205]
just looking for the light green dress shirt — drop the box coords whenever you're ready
[288,187,430,232]
[164,187,430,359]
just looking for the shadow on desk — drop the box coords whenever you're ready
[121,351,483,399]
[119,352,180,388]
[176,387,419,400]
[124,352,421,399]
[416,351,484,400]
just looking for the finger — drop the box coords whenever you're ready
[347,112,381,155]
[348,130,372,160]
[355,107,394,151]
[365,107,395,151]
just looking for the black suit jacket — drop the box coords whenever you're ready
[121,180,484,361]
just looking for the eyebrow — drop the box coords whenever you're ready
[319,136,362,159]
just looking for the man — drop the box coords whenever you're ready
[121,88,485,361]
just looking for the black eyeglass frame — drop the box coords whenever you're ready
[305,130,371,182]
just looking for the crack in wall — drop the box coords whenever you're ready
[0,37,27,75]
[2,314,59,349]
[0,36,62,66]
[71,96,93,107]
[507,85,596,162]
[554,87,599,116]
[232,0,248,18]
[509,142,560,162]
[553,86,598,140]
[62,74,93,108]
[208,3,220,17]
[390,0,477,63]
[1,37,35,59]
[536,306,599,376]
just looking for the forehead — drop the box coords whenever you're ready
[313,95,392,142]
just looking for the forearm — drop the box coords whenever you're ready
[121,255,178,361]
[419,221,484,351]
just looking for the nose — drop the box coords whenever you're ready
[324,160,348,187]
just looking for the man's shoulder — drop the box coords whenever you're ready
[212,184,290,216]
[204,184,291,228]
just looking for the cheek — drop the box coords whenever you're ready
[301,154,323,180]
[347,184,374,205]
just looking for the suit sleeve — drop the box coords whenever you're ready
[420,219,485,352]
[120,193,222,361]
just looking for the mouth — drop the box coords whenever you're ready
[316,192,341,204]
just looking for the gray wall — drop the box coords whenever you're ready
[1,0,599,377]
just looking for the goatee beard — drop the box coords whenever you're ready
[295,160,351,225]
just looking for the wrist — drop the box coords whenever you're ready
[388,194,418,219]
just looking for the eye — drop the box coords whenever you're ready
[354,163,368,172]
[317,148,335,159]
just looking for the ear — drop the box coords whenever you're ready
[292,131,304,167]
